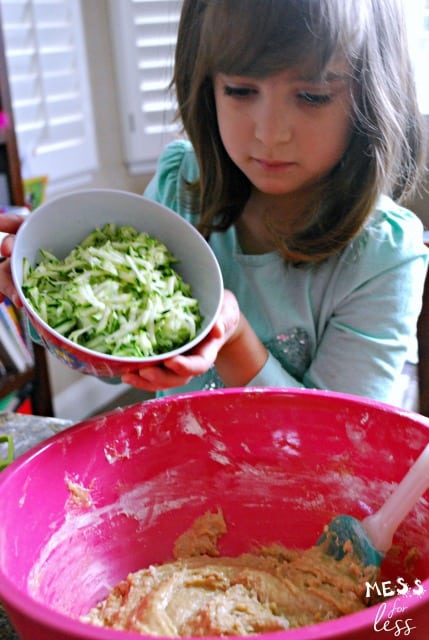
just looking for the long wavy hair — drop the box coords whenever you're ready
[173,0,427,262]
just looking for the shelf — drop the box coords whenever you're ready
[0,369,33,398]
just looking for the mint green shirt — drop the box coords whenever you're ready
[145,140,428,405]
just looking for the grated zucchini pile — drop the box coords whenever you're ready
[22,224,203,358]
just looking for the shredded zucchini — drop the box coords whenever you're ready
[22,224,203,357]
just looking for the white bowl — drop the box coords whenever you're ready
[11,188,223,377]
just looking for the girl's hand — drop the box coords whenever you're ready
[0,214,25,305]
[121,290,244,391]
[121,290,268,392]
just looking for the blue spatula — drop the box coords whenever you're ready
[318,443,429,567]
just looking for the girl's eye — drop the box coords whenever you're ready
[223,85,256,98]
[298,92,333,106]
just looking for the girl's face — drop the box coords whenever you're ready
[213,61,353,200]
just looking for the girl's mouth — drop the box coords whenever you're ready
[255,158,296,171]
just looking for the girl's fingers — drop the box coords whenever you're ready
[0,234,16,258]
[0,259,21,306]
[122,366,193,391]
[163,352,216,377]
[0,213,24,257]
[120,295,240,391]
[0,213,24,233]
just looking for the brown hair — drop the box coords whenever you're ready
[173,0,427,262]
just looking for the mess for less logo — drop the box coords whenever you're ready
[365,578,425,636]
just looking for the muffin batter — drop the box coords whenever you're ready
[83,510,377,636]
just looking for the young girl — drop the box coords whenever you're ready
[1,0,428,408]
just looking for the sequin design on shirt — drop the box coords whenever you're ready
[266,328,312,379]
[202,368,224,390]
[202,327,312,390]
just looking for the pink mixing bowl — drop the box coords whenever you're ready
[0,388,428,640]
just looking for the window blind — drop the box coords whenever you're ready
[0,0,98,190]
[108,0,182,174]
[405,0,429,115]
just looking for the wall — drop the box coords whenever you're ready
[407,172,429,229]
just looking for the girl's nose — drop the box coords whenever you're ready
[254,100,293,146]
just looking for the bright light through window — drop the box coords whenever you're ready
[405,0,429,114]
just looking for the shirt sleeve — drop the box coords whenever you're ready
[249,352,305,388]
[252,204,428,405]
[304,209,427,403]
[144,140,198,215]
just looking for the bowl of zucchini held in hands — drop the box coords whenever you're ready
[10,188,223,377]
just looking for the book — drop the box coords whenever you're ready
[0,390,19,412]
[0,311,28,373]
[16,395,33,415]
[0,300,33,368]
[0,387,33,413]
[2,299,34,362]
[0,338,17,373]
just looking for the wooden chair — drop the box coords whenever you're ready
[418,266,429,416]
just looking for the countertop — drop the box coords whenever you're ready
[0,412,74,640]
[0,607,17,640]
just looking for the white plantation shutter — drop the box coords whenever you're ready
[108,0,183,174]
[406,0,429,114]
[0,0,98,190]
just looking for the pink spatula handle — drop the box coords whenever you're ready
[362,443,429,553]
